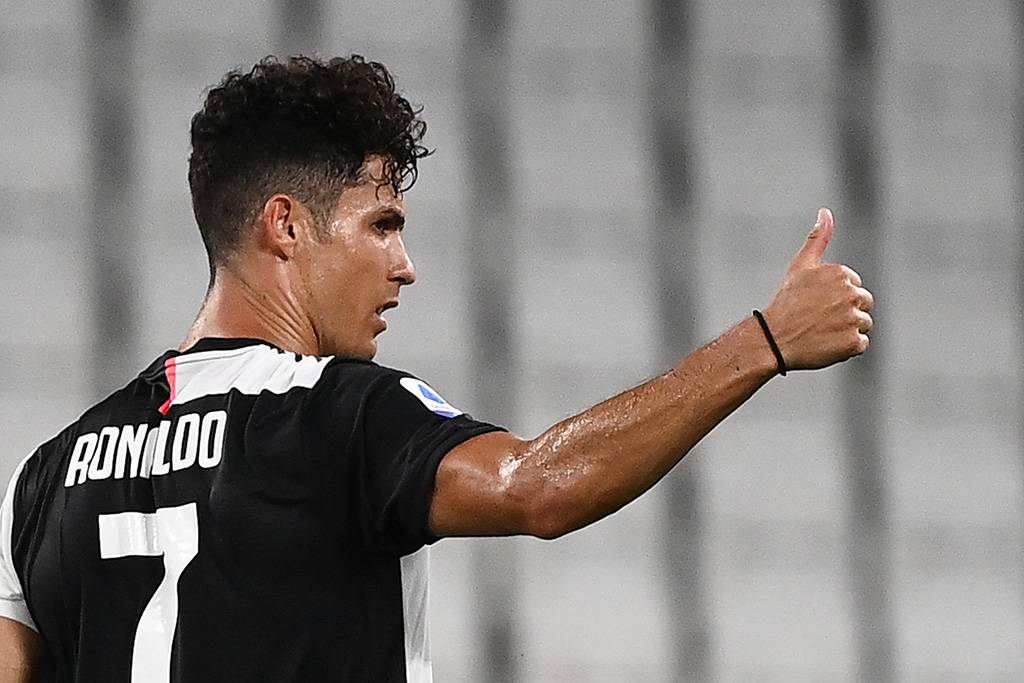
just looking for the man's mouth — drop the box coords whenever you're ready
[375,300,399,316]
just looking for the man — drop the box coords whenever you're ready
[0,55,872,682]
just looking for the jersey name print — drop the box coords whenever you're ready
[64,410,227,487]
[0,338,503,682]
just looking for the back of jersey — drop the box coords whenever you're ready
[0,338,500,682]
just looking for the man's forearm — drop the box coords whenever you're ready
[507,315,778,538]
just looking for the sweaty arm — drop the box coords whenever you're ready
[0,618,39,683]
[429,209,874,539]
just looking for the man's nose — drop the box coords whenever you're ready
[392,239,416,285]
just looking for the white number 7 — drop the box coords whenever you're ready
[98,503,199,683]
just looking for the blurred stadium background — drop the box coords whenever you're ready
[1,0,1022,681]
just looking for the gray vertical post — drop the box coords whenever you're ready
[833,1,895,682]
[1013,0,1024,637]
[462,2,520,681]
[277,0,324,57]
[87,0,139,398]
[648,1,712,681]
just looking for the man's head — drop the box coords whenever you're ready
[186,56,429,359]
[188,55,429,273]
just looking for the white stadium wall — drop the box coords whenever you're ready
[0,0,1021,680]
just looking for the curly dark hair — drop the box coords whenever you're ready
[188,55,430,270]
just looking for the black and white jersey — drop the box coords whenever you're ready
[0,338,502,682]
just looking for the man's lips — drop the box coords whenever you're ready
[373,300,399,333]
[375,300,399,316]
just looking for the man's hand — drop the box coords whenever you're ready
[762,208,874,371]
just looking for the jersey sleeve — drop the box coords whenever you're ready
[310,361,504,555]
[0,455,36,631]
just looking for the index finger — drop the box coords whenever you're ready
[842,265,862,287]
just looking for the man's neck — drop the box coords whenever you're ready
[181,263,318,355]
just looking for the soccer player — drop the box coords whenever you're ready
[0,56,872,682]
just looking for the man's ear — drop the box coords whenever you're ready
[258,194,314,259]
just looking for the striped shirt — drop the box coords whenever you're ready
[0,338,500,682]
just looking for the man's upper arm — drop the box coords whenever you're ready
[428,430,536,538]
[0,460,34,633]
[0,458,35,634]
[312,362,506,550]
[0,617,39,683]
[0,458,40,682]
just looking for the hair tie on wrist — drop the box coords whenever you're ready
[752,310,787,376]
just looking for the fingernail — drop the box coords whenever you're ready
[811,210,824,233]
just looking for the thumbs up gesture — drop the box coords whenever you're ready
[760,209,874,371]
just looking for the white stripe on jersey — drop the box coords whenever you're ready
[0,453,38,631]
[162,345,331,413]
[400,548,433,683]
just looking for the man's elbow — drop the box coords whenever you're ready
[507,460,631,540]
[506,475,576,540]
[523,515,570,541]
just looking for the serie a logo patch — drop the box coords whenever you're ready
[399,378,463,418]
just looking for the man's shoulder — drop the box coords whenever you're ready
[16,360,170,478]
[319,358,471,424]
[320,353,409,385]
[305,355,411,418]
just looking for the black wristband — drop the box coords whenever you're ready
[752,310,787,376]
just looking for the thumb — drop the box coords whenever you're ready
[789,208,834,269]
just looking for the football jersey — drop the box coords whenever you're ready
[0,338,502,682]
